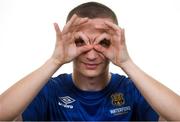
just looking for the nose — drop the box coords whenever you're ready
[86,48,98,61]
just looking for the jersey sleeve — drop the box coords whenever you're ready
[131,81,159,121]
[22,83,49,121]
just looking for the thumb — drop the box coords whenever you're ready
[94,45,108,56]
[76,45,93,55]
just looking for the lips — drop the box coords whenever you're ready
[83,62,100,70]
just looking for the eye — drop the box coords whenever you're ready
[75,38,85,47]
[99,39,111,48]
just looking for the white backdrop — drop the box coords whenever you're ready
[0,0,180,94]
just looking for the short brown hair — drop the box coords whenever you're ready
[66,2,118,25]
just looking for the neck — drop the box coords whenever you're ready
[72,71,111,91]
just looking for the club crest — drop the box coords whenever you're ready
[111,93,125,106]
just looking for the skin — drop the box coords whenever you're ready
[54,16,180,120]
[0,15,93,120]
[0,14,180,121]
[72,18,113,91]
[71,18,130,91]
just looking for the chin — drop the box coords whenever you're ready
[80,69,105,78]
[73,61,109,78]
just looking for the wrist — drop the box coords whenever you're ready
[47,58,63,67]
[118,58,134,69]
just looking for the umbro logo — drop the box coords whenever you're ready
[59,96,76,104]
[58,96,76,109]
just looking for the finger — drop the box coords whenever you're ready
[77,32,89,45]
[63,15,89,34]
[94,33,110,45]
[94,23,109,30]
[94,44,113,60]
[63,14,78,33]
[121,28,126,45]
[94,44,108,56]
[54,23,62,38]
[74,32,89,45]
[54,23,60,33]
[73,17,89,26]
[104,21,124,45]
[76,45,93,55]
[104,21,120,32]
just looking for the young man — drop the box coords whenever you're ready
[0,2,179,121]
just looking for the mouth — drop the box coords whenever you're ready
[83,62,100,70]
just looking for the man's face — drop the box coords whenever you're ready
[73,18,114,77]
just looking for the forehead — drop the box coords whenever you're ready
[77,18,114,41]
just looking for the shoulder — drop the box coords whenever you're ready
[111,73,136,89]
[39,73,72,96]
[47,73,71,87]
[111,74,151,105]
[111,73,142,99]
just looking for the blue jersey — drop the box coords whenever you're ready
[22,73,159,121]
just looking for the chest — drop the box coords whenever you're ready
[48,92,134,121]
